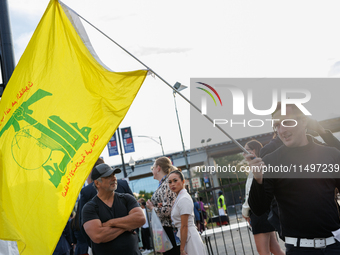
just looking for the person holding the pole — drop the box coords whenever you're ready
[245,103,340,254]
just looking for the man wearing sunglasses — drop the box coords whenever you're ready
[245,102,340,254]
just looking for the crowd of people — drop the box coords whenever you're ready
[54,156,207,255]
[54,102,340,255]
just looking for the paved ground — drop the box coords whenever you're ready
[200,215,285,255]
[202,223,285,254]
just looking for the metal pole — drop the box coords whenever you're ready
[173,92,193,191]
[70,7,250,155]
[135,135,165,156]
[117,128,127,178]
[0,0,16,96]
[159,136,164,156]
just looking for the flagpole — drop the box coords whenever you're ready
[71,6,249,154]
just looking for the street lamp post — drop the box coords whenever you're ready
[201,138,212,165]
[117,128,127,178]
[201,138,212,147]
[0,0,16,96]
[173,82,193,191]
[135,135,165,156]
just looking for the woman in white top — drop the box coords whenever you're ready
[168,170,206,255]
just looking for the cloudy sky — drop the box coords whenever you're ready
[6,0,340,166]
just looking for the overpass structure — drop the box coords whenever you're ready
[114,117,340,188]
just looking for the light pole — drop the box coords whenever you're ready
[173,82,193,191]
[134,135,165,156]
[116,128,127,178]
[201,138,212,170]
[201,138,212,147]
[0,0,16,96]
[201,138,212,187]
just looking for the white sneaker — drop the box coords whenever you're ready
[142,250,150,254]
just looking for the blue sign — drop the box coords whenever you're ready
[107,132,119,156]
[204,176,210,183]
[121,127,135,153]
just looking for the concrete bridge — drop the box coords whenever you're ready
[114,117,340,190]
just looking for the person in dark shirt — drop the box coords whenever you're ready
[71,205,88,255]
[53,218,73,255]
[260,119,340,243]
[82,163,145,255]
[193,198,201,232]
[245,103,340,254]
[138,198,152,252]
[78,158,135,250]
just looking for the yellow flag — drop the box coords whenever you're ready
[0,0,147,254]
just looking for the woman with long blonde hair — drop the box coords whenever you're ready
[146,157,180,255]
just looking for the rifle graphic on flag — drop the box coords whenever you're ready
[0,0,147,254]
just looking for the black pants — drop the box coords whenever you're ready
[163,226,180,255]
[141,227,151,250]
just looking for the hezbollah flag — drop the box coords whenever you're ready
[0,0,148,254]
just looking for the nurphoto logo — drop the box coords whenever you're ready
[195,81,312,129]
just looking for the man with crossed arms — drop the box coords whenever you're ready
[82,163,145,255]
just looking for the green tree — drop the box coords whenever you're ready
[214,153,248,197]
[215,153,248,179]
[137,190,154,201]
